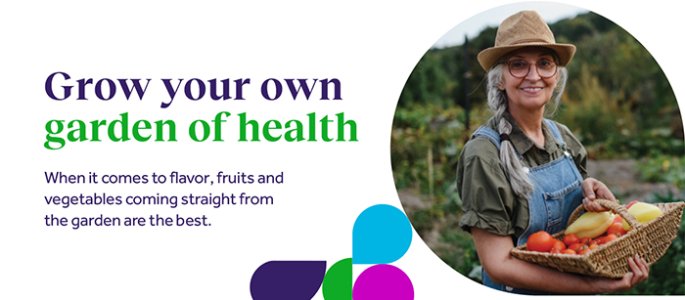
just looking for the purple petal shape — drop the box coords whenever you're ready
[250,260,326,300]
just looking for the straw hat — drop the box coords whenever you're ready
[477,10,576,71]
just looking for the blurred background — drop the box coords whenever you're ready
[391,5,685,295]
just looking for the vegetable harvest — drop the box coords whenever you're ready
[524,201,663,255]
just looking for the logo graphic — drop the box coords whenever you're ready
[250,204,414,299]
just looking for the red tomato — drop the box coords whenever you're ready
[562,249,577,255]
[563,234,579,247]
[604,233,618,244]
[596,233,619,245]
[579,237,591,245]
[594,236,606,245]
[579,248,592,255]
[595,235,608,245]
[613,215,624,225]
[550,240,566,253]
[568,243,584,252]
[527,231,556,252]
[606,222,627,236]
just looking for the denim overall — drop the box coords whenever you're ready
[471,119,584,294]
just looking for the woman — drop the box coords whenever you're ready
[456,10,649,294]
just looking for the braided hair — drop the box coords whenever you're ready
[485,63,568,199]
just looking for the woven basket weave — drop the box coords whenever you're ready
[511,200,685,278]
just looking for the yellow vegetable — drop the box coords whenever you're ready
[622,202,663,230]
[565,211,613,238]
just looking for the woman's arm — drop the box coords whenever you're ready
[472,228,649,294]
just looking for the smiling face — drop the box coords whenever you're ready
[501,47,559,114]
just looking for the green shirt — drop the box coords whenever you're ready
[457,114,588,237]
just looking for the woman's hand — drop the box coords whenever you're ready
[589,254,650,293]
[581,177,617,212]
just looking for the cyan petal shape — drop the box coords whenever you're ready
[352,204,412,264]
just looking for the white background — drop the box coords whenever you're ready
[0,1,683,299]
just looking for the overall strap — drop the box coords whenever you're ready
[543,119,566,147]
[471,125,525,160]
[471,126,502,150]
[473,121,566,159]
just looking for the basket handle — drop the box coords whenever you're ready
[567,199,641,229]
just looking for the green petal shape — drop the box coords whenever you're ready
[322,258,352,300]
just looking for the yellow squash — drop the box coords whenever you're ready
[565,211,613,238]
[622,202,663,230]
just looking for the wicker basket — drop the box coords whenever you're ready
[511,199,685,278]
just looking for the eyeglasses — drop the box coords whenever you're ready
[506,58,558,79]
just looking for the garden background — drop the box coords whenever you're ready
[391,11,684,294]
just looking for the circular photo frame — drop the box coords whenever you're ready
[391,2,683,295]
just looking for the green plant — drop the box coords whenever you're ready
[437,215,480,277]
[637,155,685,189]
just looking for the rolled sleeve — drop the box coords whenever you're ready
[457,139,517,236]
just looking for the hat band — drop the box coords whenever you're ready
[504,38,554,46]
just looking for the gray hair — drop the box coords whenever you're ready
[486,64,568,199]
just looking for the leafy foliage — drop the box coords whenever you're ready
[637,155,685,189]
